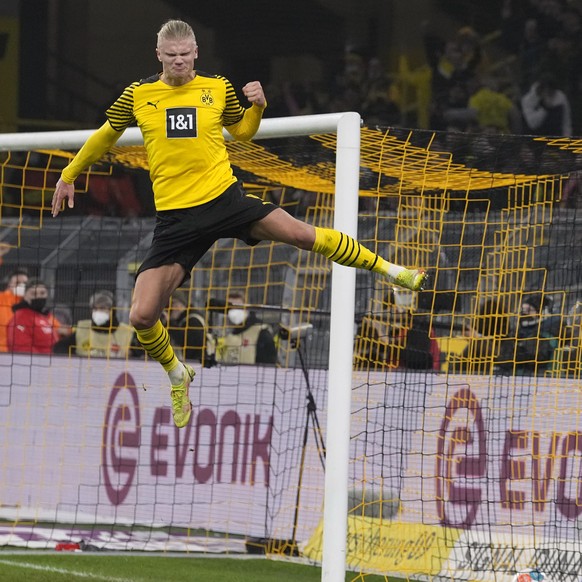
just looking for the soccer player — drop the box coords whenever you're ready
[51,19,426,429]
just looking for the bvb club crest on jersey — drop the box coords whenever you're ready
[200,90,214,106]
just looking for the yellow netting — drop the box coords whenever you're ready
[2,127,581,582]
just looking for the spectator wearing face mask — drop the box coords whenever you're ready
[495,293,560,376]
[7,278,59,354]
[216,291,277,365]
[0,267,29,352]
[165,289,216,367]
[53,290,136,358]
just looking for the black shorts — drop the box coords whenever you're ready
[137,182,277,283]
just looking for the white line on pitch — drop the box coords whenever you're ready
[0,558,138,582]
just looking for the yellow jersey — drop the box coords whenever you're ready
[106,72,261,211]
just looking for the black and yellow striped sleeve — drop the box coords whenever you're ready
[219,76,266,141]
[220,76,246,126]
[106,82,139,131]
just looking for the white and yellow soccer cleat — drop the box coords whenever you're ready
[393,268,428,292]
[170,364,195,428]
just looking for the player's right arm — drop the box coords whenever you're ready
[51,121,124,217]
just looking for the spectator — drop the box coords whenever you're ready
[439,81,476,132]
[0,267,29,352]
[81,169,144,218]
[521,73,573,136]
[362,77,401,128]
[548,300,581,378]
[400,311,441,370]
[518,18,548,91]
[354,288,405,370]
[165,289,215,367]
[281,81,328,117]
[398,288,441,371]
[495,293,560,376]
[423,26,477,131]
[553,8,582,113]
[425,36,475,94]
[354,288,440,371]
[538,294,563,338]
[7,278,59,354]
[329,49,368,113]
[450,298,511,375]
[216,291,277,365]
[561,155,582,208]
[467,75,522,134]
[53,290,136,358]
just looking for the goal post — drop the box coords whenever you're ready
[0,112,358,148]
[5,117,582,581]
[322,112,360,582]
[0,111,361,582]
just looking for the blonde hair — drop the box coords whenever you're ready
[157,19,196,46]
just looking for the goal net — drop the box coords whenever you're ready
[1,119,582,581]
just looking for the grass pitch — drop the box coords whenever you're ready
[0,553,400,581]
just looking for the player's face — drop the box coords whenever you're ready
[156,37,198,85]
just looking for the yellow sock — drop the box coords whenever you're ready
[312,227,402,277]
[135,320,179,372]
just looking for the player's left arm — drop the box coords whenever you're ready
[224,80,267,141]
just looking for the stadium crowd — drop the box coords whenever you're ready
[0,265,277,369]
[262,0,582,137]
[3,3,582,376]
[2,261,580,378]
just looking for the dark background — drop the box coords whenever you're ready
[13,0,500,129]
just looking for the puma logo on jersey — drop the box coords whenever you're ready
[147,100,160,109]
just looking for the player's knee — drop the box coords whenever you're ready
[129,304,157,330]
[293,223,316,250]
